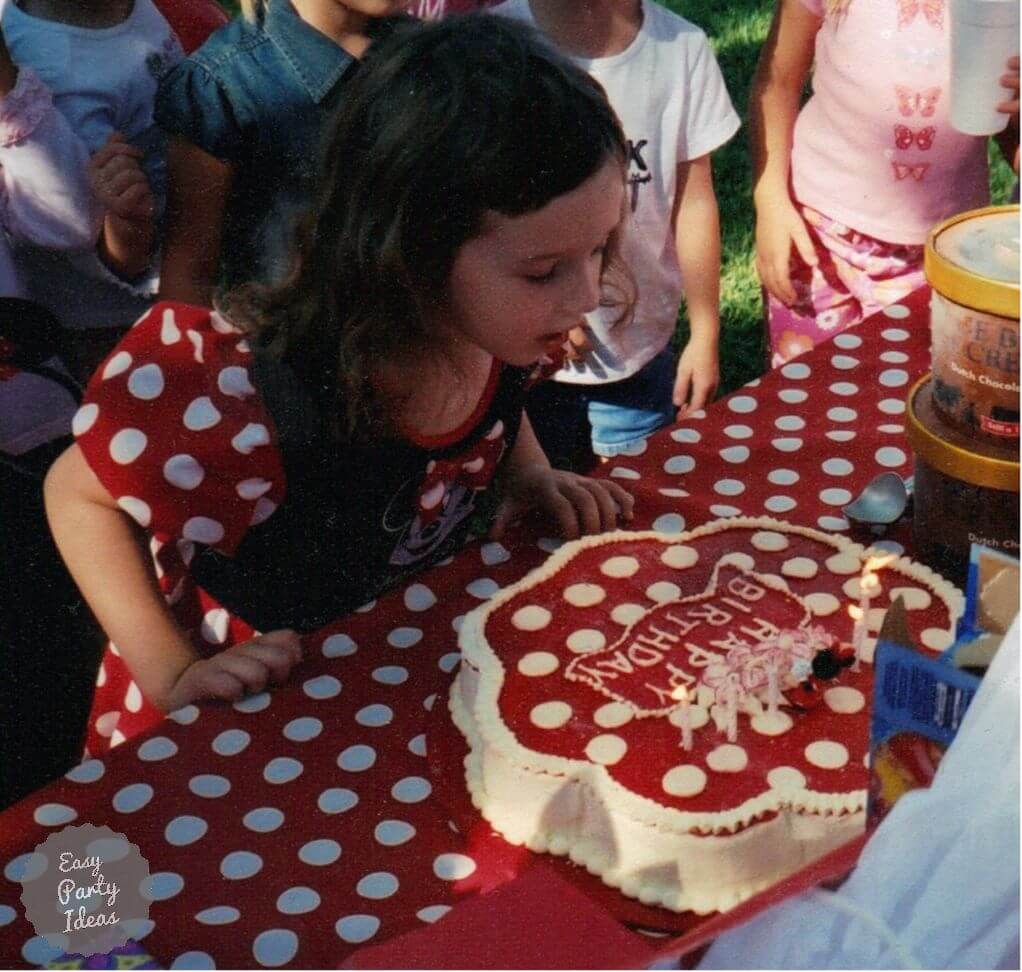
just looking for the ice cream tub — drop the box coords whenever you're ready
[926,205,1020,442]
[906,375,1019,586]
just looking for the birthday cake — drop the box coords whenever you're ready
[451,517,963,914]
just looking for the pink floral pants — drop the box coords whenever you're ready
[767,205,926,367]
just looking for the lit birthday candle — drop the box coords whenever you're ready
[672,684,693,751]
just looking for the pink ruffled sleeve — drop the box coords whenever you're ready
[73,302,287,556]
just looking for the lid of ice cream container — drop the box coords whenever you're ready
[907,375,1020,491]
[925,205,1020,318]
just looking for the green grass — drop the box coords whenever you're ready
[213,0,1014,398]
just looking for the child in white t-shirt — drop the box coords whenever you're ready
[2,0,182,379]
[497,0,739,466]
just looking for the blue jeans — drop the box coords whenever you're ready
[527,348,677,469]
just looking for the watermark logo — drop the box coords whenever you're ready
[17,824,152,957]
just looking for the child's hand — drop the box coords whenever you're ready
[90,133,155,225]
[998,55,1020,172]
[490,464,634,541]
[755,192,817,306]
[164,629,303,711]
[564,323,592,362]
[673,337,719,418]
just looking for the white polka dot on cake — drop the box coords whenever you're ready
[662,765,707,797]
[775,415,806,431]
[822,458,853,477]
[585,734,627,765]
[671,427,702,443]
[805,740,849,769]
[231,422,270,455]
[706,744,748,773]
[564,583,606,607]
[668,704,709,730]
[781,557,818,579]
[751,531,788,552]
[819,488,852,507]
[827,431,857,443]
[600,556,640,578]
[833,333,862,349]
[843,576,877,600]
[566,629,606,653]
[825,552,861,575]
[889,587,931,610]
[778,388,808,403]
[772,437,803,453]
[828,406,857,422]
[769,469,799,487]
[751,711,793,736]
[804,592,840,617]
[530,701,572,729]
[830,354,859,371]
[517,652,559,677]
[767,766,806,790]
[594,702,634,729]
[829,382,858,397]
[825,687,865,714]
[922,628,953,651]
[661,545,698,569]
[612,603,647,626]
[646,582,681,603]
[512,606,551,631]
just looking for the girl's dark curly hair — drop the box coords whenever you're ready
[224,13,631,440]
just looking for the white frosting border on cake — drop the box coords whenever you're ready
[453,516,964,913]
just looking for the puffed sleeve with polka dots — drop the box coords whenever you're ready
[73,301,286,556]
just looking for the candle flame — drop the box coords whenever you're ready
[848,604,864,621]
[671,685,689,702]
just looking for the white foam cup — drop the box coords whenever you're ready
[950,0,1020,135]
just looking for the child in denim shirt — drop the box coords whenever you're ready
[155,0,408,306]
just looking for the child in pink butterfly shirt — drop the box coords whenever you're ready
[750,0,1019,366]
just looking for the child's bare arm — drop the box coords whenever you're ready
[749,0,820,305]
[158,136,233,305]
[44,444,301,712]
[90,133,155,279]
[672,153,720,416]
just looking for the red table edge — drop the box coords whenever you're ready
[648,831,871,965]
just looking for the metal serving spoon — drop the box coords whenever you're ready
[842,472,915,526]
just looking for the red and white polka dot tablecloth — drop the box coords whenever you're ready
[0,290,931,968]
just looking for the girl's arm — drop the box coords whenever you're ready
[44,443,302,712]
[90,134,156,279]
[158,136,233,305]
[671,153,720,418]
[489,413,634,540]
[748,0,821,306]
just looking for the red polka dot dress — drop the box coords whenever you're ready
[72,302,533,756]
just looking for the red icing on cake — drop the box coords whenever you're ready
[453,519,963,912]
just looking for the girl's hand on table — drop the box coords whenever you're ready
[164,629,303,711]
[490,463,634,541]
[673,335,719,418]
[755,190,817,306]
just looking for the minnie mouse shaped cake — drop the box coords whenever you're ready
[452,517,963,914]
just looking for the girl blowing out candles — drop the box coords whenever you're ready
[44,15,635,753]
